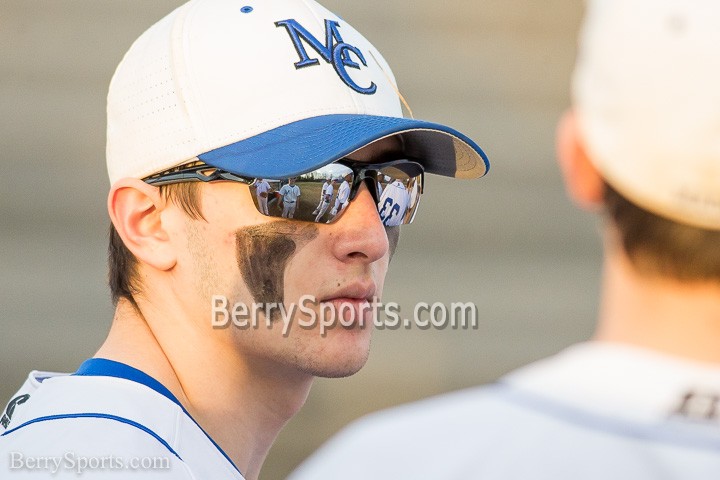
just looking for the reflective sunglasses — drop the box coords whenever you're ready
[144,159,424,226]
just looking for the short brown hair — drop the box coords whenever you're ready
[604,182,720,282]
[108,182,204,305]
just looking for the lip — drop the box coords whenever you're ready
[319,282,377,303]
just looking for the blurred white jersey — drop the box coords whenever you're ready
[279,184,301,203]
[337,180,350,205]
[0,359,244,479]
[332,180,351,214]
[321,182,334,202]
[377,180,410,226]
[254,179,270,197]
[290,342,720,480]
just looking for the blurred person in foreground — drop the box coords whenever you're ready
[289,1,720,478]
[0,0,489,478]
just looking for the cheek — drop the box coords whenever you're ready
[182,221,229,300]
[283,241,324,292]
[236,226,297,305]
[235,222,320,305]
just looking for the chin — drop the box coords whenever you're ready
[298,327,373,378]
[309,351,370,378]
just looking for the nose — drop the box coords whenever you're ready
[330,183,389,263]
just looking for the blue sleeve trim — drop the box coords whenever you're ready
[73,358,242,476]
[1,412,183,460]
[493,382,720,452]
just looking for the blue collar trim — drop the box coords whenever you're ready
[74,358,242,476]
[75,358,181,407]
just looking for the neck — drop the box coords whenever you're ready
[95,298,313,480]
[595,248,720,364]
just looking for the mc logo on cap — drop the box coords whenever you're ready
[275,19,378,95]
[106,0,488,185]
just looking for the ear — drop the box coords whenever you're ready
[556,110,605,210]
[108,178,177,271]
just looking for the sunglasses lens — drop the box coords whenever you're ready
[249,160,423,225]
[249,164,355,223]
[375,163,423,226]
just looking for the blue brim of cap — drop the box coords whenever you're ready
[198,114,489,179]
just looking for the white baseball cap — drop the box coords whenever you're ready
[573,0,720,230]
[106,0,489,185]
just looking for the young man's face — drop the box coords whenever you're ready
[173,138,400,379]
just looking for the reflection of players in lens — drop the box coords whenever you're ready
[327,174,352,223]
[377,177,411,227]
[314,178,337,222]
[254,178,271,215]
[377,174,391,198]
[279,178,301,219]
[312,177,332,216]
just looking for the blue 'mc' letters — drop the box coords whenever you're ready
[332,43,376,95]
[275,18,377,95]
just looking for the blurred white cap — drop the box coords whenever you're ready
[106,0,489,185]
[573,0,720,230]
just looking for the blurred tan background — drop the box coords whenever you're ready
[1,1,596,478]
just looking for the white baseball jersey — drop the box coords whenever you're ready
[377,180,410,226]
[254,179,270,197]
[279,184,301,203]
[321,182,334,202]
[0,359,244,479]
[314,181,329,205]
[333,180,350,211]
[290,342,720,480]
